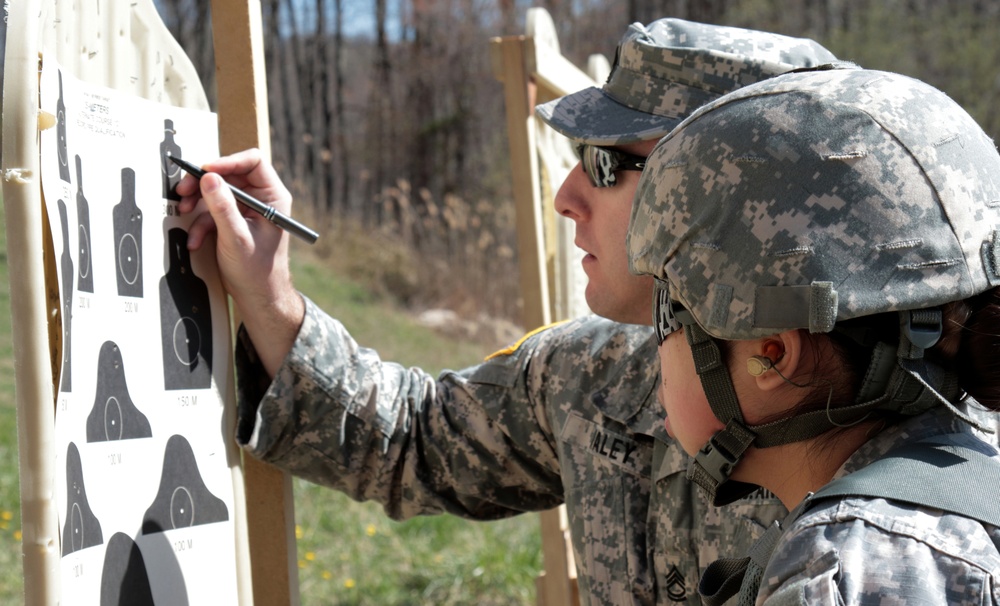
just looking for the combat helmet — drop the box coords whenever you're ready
[627,64,1000,504]
[535,18,837,146]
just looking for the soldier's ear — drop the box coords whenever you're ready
[751,331,803,392]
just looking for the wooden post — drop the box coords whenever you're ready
[209,1,299,604]
[491,33,577,606]
[492,35,551,331]
[2,0,62,602]
[491,9,609,605]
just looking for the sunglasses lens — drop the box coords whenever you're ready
[653,278,681,345]
[579,144,618,188]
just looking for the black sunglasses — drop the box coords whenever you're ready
[653,277,683,346]
[576,143,646,188]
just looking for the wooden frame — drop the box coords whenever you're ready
[2,1,297,603]
[490,8,610,606]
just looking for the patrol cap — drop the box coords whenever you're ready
[628,65,1000,340]
[535,19,838,146]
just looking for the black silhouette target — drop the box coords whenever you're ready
[57,199,74,392]
[160,228,212,389]
[57,70,70,182]
[100,533,154,606]
[160,119,183,201]
[141,435,228,533]
[86,341,152,442]
[62,442,103,555]
[76,155,94,293]
[112,167,143,297]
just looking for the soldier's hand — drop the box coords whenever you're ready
[177,148,304,376]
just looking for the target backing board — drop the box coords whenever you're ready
[39,58,242,605]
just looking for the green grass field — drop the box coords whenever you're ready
[0,201,541,604]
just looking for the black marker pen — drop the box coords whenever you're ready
[169,155,319,245]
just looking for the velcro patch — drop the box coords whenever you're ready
[484,320,569,361]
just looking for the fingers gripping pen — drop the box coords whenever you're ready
[169,155,319,244]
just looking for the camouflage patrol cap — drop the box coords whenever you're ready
[628,65,1000,340]
[535,19,837,146]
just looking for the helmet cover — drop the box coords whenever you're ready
[628,65,1000,340]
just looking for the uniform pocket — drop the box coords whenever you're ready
[561,414,655,604]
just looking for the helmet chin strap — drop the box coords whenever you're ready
[678,307,967,507]
[680,316,761,506]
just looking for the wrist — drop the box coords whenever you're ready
[234,287,305,377]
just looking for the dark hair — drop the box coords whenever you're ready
[946,287,1000,410]
[800,287,1000,418]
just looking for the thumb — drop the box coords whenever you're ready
[200,173,252,249]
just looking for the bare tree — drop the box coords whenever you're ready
[364,0,393,224]
[333,0,350,214]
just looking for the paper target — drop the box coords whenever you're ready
[86,341,152,442]
[57,70,71,182]
[159,228,212,389]
[160,119,184,201]
[113,167,143,298]
[141,435,229,533]
[99,533,155,606]
[61,442,104,555]
[57,198,74,392]
[76,155,94,293]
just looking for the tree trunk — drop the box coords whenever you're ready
[332,0,350,215]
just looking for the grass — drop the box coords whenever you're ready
[288,242,541,605]
[0,198,24,603]
[0,201,542,603]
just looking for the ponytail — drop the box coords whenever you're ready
[945,287,1000,411]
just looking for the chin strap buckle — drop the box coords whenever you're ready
[696,432,740,484]
[688,421,758,504]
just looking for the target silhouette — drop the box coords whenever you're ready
[141,435,229,534]
[56,70,70,182]
[112,167,143,297]
[61,442,103,555]
[160,119,183,201]
[57,198,74,392]
[159,228,212,389]
[76,155,94,293]
[86,341,152,442]
[99,533,155,606]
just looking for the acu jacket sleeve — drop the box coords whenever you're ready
[233,295,565,520]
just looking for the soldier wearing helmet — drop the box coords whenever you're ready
[182,18,839,604]
[628,64,1000,604]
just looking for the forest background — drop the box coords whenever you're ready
[156,0,1000,331]
[0,0,988,330]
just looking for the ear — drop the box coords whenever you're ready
[752,329,805,392]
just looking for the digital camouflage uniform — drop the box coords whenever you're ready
[627,65,1000,603]
[233,19,838,606]
[760,404,1000,605]
[234,301,787,605]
